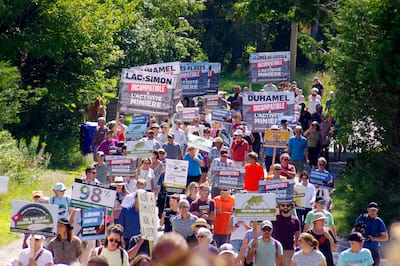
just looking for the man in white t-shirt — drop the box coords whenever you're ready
[18,234,53,266]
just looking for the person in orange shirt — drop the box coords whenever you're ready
[243,152,265,192]
[213,188,235,247]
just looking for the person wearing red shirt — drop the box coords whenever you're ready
[244,152,264,192]
[231,130,249,168]
[279,153,296,179]
[213,189,235,247]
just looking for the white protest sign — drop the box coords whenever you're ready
[234,193,276,221]
[127,140,154,158]
[293,186,306,209]
[164,159,188,188]
[187,134,213,153]
[137,190,158,241]
[10,201,58,236]
[71,179,116,209]
[0,176,9,194]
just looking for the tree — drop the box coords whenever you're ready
[326,0,400,233]
[0,0,207,166]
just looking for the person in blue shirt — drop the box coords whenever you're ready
[288,126,309,175]
[352,202,388,266]
[337,232,374,266]
[183,145,204,187]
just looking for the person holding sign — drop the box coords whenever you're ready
[246,220,284,266]
[294,171,316,231]
[183,145,204,186]
[279,153,296,179]
[18,234,53,266]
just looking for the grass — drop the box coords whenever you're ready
[0,160,90,246]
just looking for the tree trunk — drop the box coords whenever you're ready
[290,21,298,77]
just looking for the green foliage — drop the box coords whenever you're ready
[332,152,400,235]
[327,0,400,152]
[0,62,24,128]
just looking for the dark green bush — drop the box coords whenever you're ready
[332,151,400,236]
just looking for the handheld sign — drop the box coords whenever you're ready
[187,134,213,153]
[264,179,294,203]
[137,190,158,241]
[10,201,58,237]
[80,208,106,240]
[164,159,188,189]
[212,167,245,189]
[242,92,295,131]
[309,170,335,190]
[0,176,9,194]
[234,193,276,221]
[249,51,290,83]
[71,179,116,210]
[126,140,154,158]
[263,130,290,148]
[105,155,135,176]
[293,186,306,209]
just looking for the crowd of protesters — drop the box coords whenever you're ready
[12,79,390,266]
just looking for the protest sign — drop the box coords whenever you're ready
[309,170,335,190]
[105,155,135,176]
[80,208,106,240]
[242,92,295,131]
[126,140,154,158]
[71,179,116,210]
[0,176,9,194]
[204,94,223,108]
[10,201,58,236]
[180,62,209,96]
[126,124,147,140]
[119,68,176,116]
[212,167,244,189]
[132,61,182,100]
[293,186,306,209]
[264,179,294,203]
[131,114,149,125]
[263,129,290,148]
[211,109,230,122]
[207,63,221,94]
[164,159,188,188]
[137,190,158,241]
[187,134,213,153]
[178,107,200,122]
[234,193,276,221]
[249,51,290,83]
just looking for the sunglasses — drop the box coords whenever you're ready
[90,171,97,174]
[196,235,206,239]
[108,238,120,244]
[280,204,291,207]
[274,168,281,171]
[159,152,166,154]
[179,206,189,209]
[282,158,289,161]
[262,227,272,232]
[193,186,200,189]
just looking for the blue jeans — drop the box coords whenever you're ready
[230,239,243,253]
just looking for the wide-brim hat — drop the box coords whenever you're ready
[58,218,73,230]
[312,212,327,223]
[111,176,126,186]
[191,218,211,230]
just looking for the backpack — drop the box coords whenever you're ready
[98,246,124,265]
